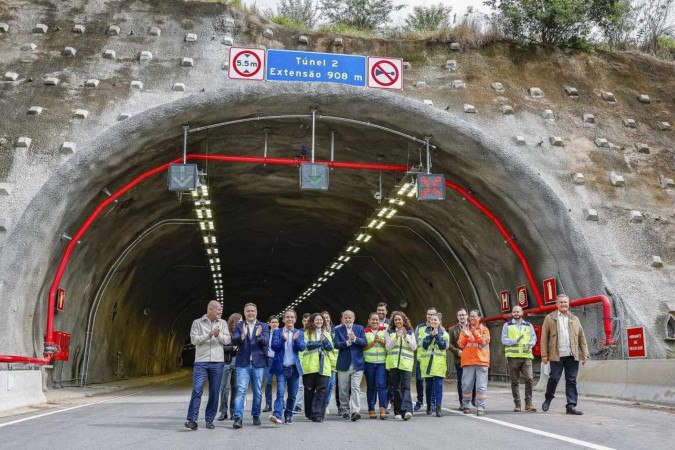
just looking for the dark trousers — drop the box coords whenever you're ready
[415,363,433,404]
[455,364,476,406]
[386,369,393,405]
[364,362,387,410]
[187,362,223,423]
[545,356,579,408]
[263,356,274,407]
[508,357,533,403]
[303,373,329,420]
[390,368,413,415]
[424,376,444,407]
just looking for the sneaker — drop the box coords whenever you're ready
[205,421,215,429]
[413,401,422,412]
[394,414,402,420]
[403,412,412,420]
[294,405,302,412]
[462,408,470,414]
[269,415,283,425]
[252,416,261,426]
[542,398,551,412]
[233,418,243,429]
[351,412,361,421]
[368,410,377,419]
[476,410,484,417]
[263,405,272,413]
[217,412,227,421]
[284,416,293,425]
[184,420,198,430]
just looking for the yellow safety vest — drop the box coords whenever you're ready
[504,321,534,359]
[364,328,387,363]
[300,330,333,376]
[386,331,415,372]
[419,328,447,378]
[416,324,430,362]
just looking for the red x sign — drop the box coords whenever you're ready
[417,173,446,201]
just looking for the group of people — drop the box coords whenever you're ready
[184,295,590,430]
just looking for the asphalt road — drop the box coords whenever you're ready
[0,374,671,450]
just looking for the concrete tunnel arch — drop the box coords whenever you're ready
[0,82,609,384]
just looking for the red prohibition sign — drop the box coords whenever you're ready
[233,50,262,78]
[371,60,399,87]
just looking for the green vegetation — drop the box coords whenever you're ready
[404,4,452,32]
[318,0,403,30]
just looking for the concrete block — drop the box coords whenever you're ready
[657,121,671,131]
[491,82,504,92]
[624,118,636,128]
[130,80,143,90]
[423,99,434,106]
[225,17,236,28]
[172,82,186,92]
[107,25,120,36]
[16,137,32,149]
[529,87,543,97]
[22,43,37,51]
[572,173,586,185]
[0,218,8,232]
[635,142,650,154]
[541,109,554,120]
[500,105,514,115]
[628,210,643,223]
[452,80,465,89]
[118,113,130,121]
[85,79,100,88]
[330,37,342,47]
[602,91,616,102]
[33,24,48,33]
[4,72,19,81]
[44,77,59,86]
[583,208,598,221]
[263,28,274,39]
[445,60,457,71]
[103,49,116,59]
[450,42,461,51]
[185,33,198,42]
[221,60,229,70]
[27,106,43,115]
[514,136,526,146]
[0,183,12,196]
[402,61,411,70]
[565,86,579,97]
[180,57,194,67]
[139,50,153,61]
[62,47,76,57]
[298,35,309,45]
[0,370,47,411]
[610,171,625,187]
[0,22,9,33]
[549,136,564,146]
[74,109,89,119]
[594,138,609,148]
[148,26,161,37]
[651,256,664,268]
[659,176,674,189]
[61,142,77,154]
[415,81,428,88]
[222,36,234,46]
[73,24,86,34]
[582,113,595,124]
[463,104,476,113]
[637,94,651,104]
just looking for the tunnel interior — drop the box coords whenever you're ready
[28,85,606,385]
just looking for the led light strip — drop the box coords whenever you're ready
[191,184,224,303]
[278,175,419,316]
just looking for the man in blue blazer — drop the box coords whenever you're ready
[268,309,306,425]
[334,310,367,421]
[231,302,270,429]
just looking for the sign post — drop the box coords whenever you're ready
[626,326,646,358]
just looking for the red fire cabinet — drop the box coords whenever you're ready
[532,325,542,357]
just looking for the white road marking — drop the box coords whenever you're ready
[443,408,615,450]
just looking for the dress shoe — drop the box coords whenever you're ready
[351,412,361,421]
[435,405,444,417]
[233,418,243,429]
[205,422,215,429]
[542,398,551,412]
[217,412,227,421]
[413,401,422,411]
[525,401,537,412]
[513,402,522,412]
[252,416,261,425]
[426,404,432,415]
[184,420,198,430]
[566,407,583,415]
[262,405,271,413]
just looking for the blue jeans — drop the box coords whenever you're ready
[273,365,300,419]
[263,356,274,407]
[324,371,335,408]
[234,364,265,419]
[424,376,444,407]
[545,356,579,408]
[364,362,387,410]
[187,362,223,422]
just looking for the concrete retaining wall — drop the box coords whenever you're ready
[0,369,46,413]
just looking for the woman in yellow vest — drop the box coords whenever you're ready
[385,311,417,420]
[364,312,388,419]
[300,312,333,422]
[321,311,339,414]
[420,312,448,417]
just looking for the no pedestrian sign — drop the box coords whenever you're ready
[368,57,403,90]
[228,47,265,80]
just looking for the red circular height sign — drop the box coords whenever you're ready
[232,50,262,78]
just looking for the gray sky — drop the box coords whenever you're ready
[244,0,488,25]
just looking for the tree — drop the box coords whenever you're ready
[405,4,452,31]
[634,0,675,53]
[273,0,317,29]
[319,0,404,30]
[589,0,634,49]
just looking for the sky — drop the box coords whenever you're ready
[243,0,489,26]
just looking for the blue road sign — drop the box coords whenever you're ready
[267,49,366,87]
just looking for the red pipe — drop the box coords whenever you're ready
[0,355,52,364]
[480,295,614,346]
[445,180,544,308]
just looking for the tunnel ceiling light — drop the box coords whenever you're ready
[389,198,405,206]
[386,209,397,219]
[377,207,389,217]
[375,220,386,229]
[356,233,365,242]
[197,209,205,219]
[367,219,378,228]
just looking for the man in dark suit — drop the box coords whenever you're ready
[334,310,367,421]
[231,302,270,429]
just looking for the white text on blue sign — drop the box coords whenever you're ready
[266,50,366,87]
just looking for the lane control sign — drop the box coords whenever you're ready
[300,163,329,190]
[168,163,198,191]
[417,173,446,201]
[228,47,265,81]
[367,57,403,90]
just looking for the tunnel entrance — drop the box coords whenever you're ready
[0,84,607,385]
